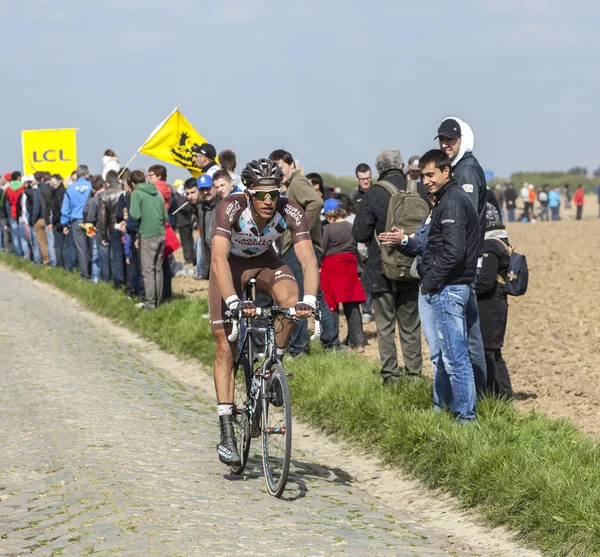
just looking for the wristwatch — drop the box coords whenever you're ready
[400,236,409,246]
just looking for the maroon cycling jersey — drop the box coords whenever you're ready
[213,194,311,258]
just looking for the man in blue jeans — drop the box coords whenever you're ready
[419,150,480,422]
[61,165,92,279]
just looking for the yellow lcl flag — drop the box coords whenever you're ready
[139,107,208,178]
[22,128,77,178]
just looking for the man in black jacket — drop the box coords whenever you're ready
[436,117,487,397]
[419,150,479,422]
[97,171,125,287]
[184,175,221,280]
[35,172,56,266]
[352,149,428,386]
[50,175,68,269]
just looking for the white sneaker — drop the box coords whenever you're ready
[362,313,372,324]
[135,302,146,310]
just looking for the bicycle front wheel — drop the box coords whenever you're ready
[230,354,252,475]
[261,361,292,497]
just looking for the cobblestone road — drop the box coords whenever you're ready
[0,267,473,557]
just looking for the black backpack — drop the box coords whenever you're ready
[491,238,529,296]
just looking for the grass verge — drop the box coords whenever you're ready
[3,253,600,557]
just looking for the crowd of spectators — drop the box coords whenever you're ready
[3,120,596,422]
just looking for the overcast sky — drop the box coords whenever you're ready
[2,0,599,180]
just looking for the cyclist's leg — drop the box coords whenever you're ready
[255,254,299,355]
[209,266,247,465]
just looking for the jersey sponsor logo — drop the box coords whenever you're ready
[225,200,241,222]
[462,184,474,193]
[283,203,303,226]
[236,237,274,246]
[216,226,231,236]
[295,230,310,237]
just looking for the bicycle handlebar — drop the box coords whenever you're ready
[227,306,320,343]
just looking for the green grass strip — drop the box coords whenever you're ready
[3,253,600,557]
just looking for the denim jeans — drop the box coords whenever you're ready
[72,220,90,279]
[466,286,487,398]
[10,221,23,257]
[108,229,125,286]
[429,285,476,421]
[17,222,31,260]
[63,229,78,271]
[2,217,14,254]
[507,208,516,222]
[45,226,56,266]
[96,235,110,282]
[29,224,42,264]
[91,236,101,283]
[282,246,337,354]
[550,206,560,221]
[362,291,373,316]
[418,292,448,408]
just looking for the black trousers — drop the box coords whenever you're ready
[576,205,583,220]
[485,349,512,399]
[53,228,65,268]
[332,302,365,348]
[178,225,194,264]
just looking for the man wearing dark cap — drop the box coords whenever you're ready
[192,143,221,179]
[436,116,487,397]
[436,118,487,232]
[191,143,221,278]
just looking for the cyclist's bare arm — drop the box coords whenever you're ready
[293,239,319,318]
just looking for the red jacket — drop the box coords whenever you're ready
[5,183,24,218]
[320,252,366,311]
[573,188,585,206]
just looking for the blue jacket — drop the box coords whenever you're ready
[396,214,430,284]
[61,178,92,225]
[548,190,561,208]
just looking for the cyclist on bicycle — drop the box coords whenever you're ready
[210,158,319,466]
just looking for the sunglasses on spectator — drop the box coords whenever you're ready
[248,189,280,201]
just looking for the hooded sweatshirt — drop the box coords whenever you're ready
[129,183,168,239]
[102,156,121,180]
[442,116,487,245]
[5,181,24,219]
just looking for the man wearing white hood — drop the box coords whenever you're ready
[436,117,487,396]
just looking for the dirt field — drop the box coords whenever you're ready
[172,195,600,436]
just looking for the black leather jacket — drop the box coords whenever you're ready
[97,184,124,241]
[421,180,479,293]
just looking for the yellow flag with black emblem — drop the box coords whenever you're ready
[138,107,208,177]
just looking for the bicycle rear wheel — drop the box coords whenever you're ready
[261,361,292,497]
[230,354,252,475]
